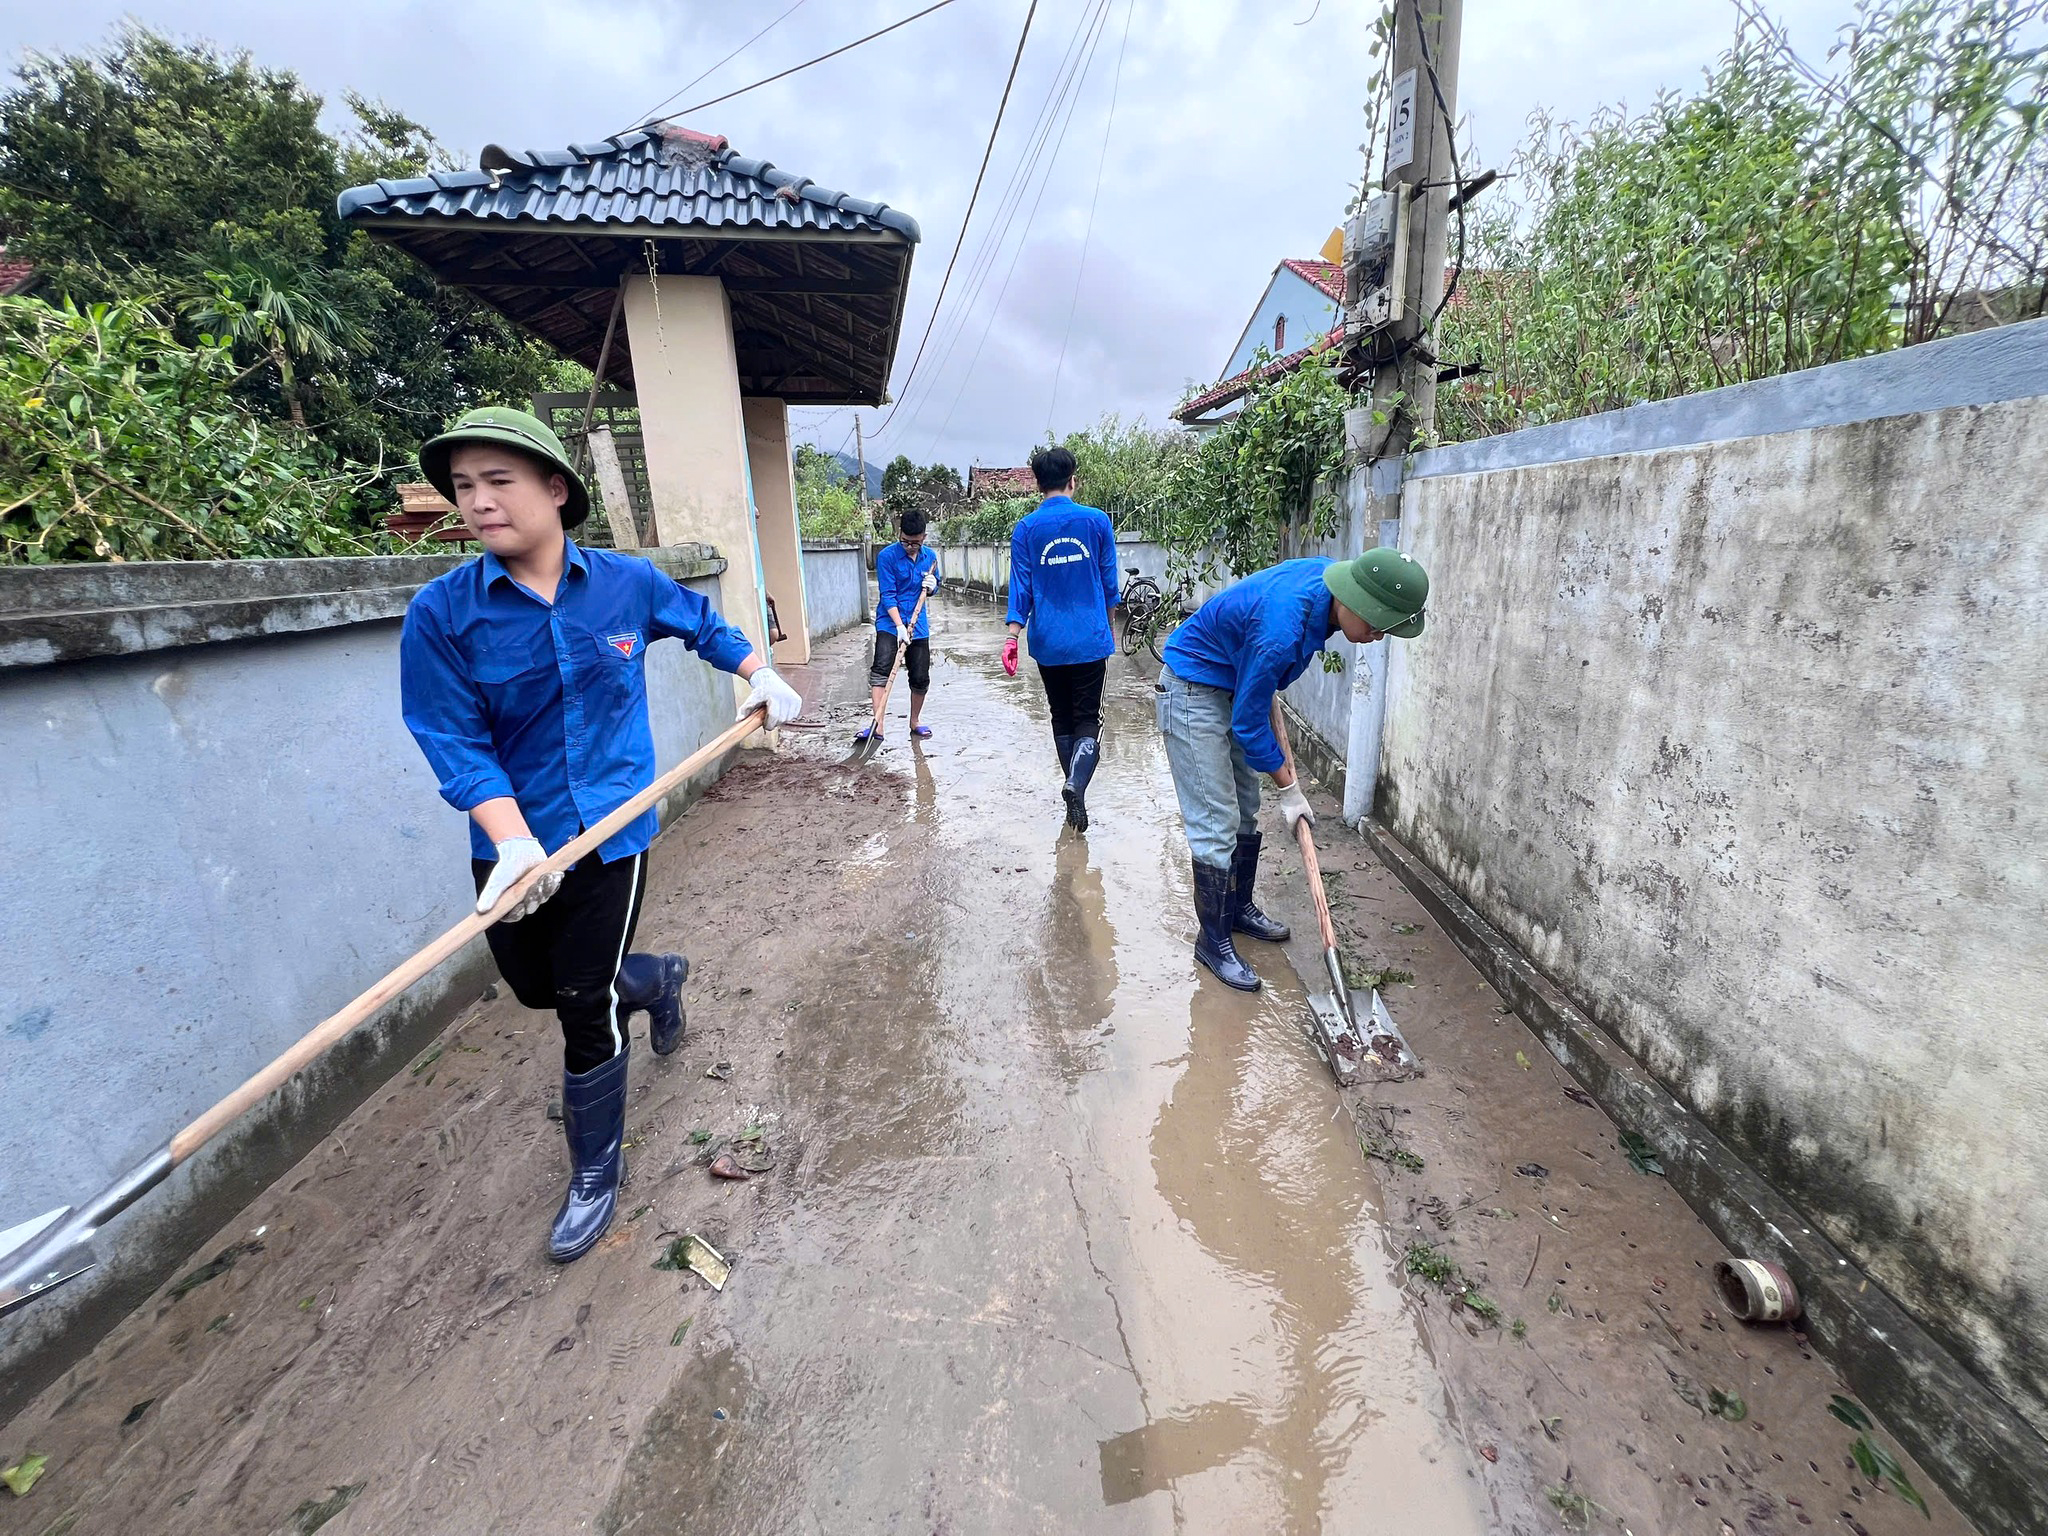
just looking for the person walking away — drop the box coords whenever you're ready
[1157,550,1428,991]
[399,407,802,1262]
[1002,446,1120,829]
[861,508,940,742]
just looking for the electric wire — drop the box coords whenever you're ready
[627,0,813,136]
[883,0,1108,447]
[872,0,1045,438]
[1045,0,1135,433]
[879,0,1107,443]
[639,0,969,130]
[927,0,1114,452]
[1412,0,1466,331]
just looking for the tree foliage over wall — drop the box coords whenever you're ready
[792,443,867,540]
[1434,0,2048,442]
[0,25,561,561]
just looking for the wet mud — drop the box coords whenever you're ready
[0,597,1967,1535]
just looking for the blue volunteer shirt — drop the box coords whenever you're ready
[1006,495,1121,665]
[400,538,755,863]
[875,540,939,639]
[1160,557,1338,774]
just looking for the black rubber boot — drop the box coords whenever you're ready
[1054,733,1075,775]
[549,1046,629,1263]
[617,952,688,1055]
[1192,860,1260,991]
[1062,737,1099,831]
[1230,833,1291,944]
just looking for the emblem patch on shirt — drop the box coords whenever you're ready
[606,630,642,659]
[1040,536,1089,567]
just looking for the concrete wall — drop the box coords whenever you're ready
[0,546,739,1419]
[800,541,868,639]
[1380,325,2048,1448]
[744,397,812,667]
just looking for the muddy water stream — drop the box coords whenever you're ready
[606,600,1485,1533]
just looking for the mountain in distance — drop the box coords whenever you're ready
[828,451,884,499]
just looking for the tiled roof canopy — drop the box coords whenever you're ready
[966,466,1038,499]
[338,127,919,405]
[1280,257,1346,305]
[1173,256,1348,425]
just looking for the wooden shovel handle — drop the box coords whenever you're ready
[168,706,766,1163]
[870,581,932,732]
[1269,697,1340,954]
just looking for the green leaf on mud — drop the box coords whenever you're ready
[120,1399,154,1427]
[2,1453,49,1497]
[1708,1388,1747,1422]
[671,1320,691,1346]
[1619,1130,1665,1176]
[290,1482,365,1534]
[167,1241,263,1301]
[1828,1394,1875,1431]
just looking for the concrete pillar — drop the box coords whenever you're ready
[742,397,811,665]
[621,274,769,685]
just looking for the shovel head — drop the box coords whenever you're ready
[1306,991,1368,1087]
[0,1206,97,1317]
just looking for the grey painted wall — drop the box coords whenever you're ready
[0,551,744,1414]
[799,542,868,639]
[1384,393,2048,1439]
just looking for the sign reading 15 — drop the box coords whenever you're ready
[1386,68,1419,174]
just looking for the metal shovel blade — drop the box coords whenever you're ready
[0,1206,97,1317]
[1306,990,1368,1087]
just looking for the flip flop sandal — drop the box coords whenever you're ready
[910,725,933,738]
[856,725,883,743]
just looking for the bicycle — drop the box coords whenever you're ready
[1119,568,1194,663]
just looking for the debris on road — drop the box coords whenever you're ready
[708,1154,749,1181]
[3,1452,49,1497]
[1716,1257,1803,1323]
[655,1234,730,1292]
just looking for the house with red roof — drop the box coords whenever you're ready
[1174,254,1345,429]
[0,247,36,297]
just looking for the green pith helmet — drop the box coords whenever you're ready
[1323,548,1429,638]
[420,406,591,529]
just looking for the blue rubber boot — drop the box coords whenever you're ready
[1230,833,1291,944]
[549,1046,628,1263]
[1192,860,1260,991]
[1054,733,1075,776]
[618,952,688,1055]
[1062,736,1100,831]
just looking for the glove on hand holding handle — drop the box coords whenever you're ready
[477,836,562,921]
[1002,635,1020,677]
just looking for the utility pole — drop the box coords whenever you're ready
[1342,0,1464,825]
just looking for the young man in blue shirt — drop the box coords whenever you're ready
[861,508,940,742]
[399,407,802,1262]
[1003,445,1120,829]
[1157,549,1428,991]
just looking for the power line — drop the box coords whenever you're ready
[873,0,1044,437]
[925,0,1115,453]
[891,0,1111,448]
[637,0,968,130]
[1046,0,1135,434]
[628,0,813,135]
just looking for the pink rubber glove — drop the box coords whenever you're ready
[1002,635,1020,676]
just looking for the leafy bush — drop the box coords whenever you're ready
[1433,0,2048,442]
[0,296,381,563]
[794,443,868,540]
[936,496,1034,546]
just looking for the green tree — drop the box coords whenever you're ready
[793,443,865,540]
[0,26,556,494]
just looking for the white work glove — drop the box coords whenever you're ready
[895,619,911,645]
[739,666,803,729]
[477,836,561,921]
[1273,779,1316,831]
[921,571,938,594]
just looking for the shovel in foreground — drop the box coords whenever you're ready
[1270,699,1418,1086]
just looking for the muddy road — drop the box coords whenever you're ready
[1,597,1964,1535]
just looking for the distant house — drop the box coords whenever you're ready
[967,465,1038,500]
[0,248,36,296]
[1174,256,1345,430]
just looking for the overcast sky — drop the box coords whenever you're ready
[5,0,1866,472]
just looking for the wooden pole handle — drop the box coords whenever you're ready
[1270,697,1341,953]
[870,581,932,733]
[168,706,766,1163]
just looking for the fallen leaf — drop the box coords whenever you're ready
[1515,1051,1532,1070]
[1479,1443,1498,1463]
[2,1453,48,1497]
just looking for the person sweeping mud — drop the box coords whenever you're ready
[860,507,941,742]
[398,407,801,1262]
[1157,550,1427,991]
[1002,446,1121,830]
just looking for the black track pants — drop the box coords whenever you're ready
[472,850,647,1074]
[1039,658,1106,742]
[869,629,932,693]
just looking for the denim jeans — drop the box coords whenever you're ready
[1156,665,1261,867]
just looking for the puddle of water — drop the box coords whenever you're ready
[607,599,1485,1534]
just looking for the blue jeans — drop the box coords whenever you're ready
[1156,666,1261,867]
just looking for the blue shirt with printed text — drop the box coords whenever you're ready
[1160,558,1338,774]
[400,539,756,862]
[875,540,939,639]
[1005,495,1121,666]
